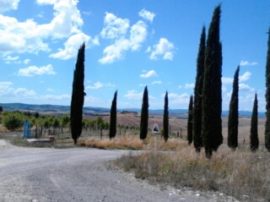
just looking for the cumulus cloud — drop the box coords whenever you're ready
[0,0,90,59]
[140,70,157,78]
[148,38,174,60]
[18,64,56,77]
[0,0,20,13]
[239,71,252,82]
[240,60,258,66]
[100,12,129,39]
[50,33,98,60]
[139,9,155,22]
[99,12,147,64]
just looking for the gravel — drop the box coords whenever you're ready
[0,140,238,202]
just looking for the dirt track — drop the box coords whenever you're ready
[0,140,237,202]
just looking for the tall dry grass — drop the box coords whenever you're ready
[79,135,144,150]
[115,143,270,202]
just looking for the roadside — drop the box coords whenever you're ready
[0,139,237,202]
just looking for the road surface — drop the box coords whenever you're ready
[0,140,237,202]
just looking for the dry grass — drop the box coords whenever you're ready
[115,144,270,202]
[79,135,144,150]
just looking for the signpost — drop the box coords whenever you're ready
[23,120,31,138]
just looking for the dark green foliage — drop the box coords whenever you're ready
[140,86,149,140]
[70,43,85,144]
[193,26,206,152]
[202,5,223,158]
[250,93,259,151]
[187,95,193,145]
[265,28,270,151]
[3,113,23,130]
[228,66,240,150]
[109,91,117,139]
[163,91,169,142]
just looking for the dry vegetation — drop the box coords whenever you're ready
[79,135,144,150]
[114,139,270,202]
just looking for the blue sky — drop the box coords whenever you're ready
[0,0,269,110]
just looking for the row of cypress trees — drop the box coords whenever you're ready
[191,5,223,158]
[189,6,270,156]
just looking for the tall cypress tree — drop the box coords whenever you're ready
[250,93,259,152]
[70,43,85,144]
[187,95,193,145]
[265,28,270,151]
[193,26,206,152]
[140,86,149,140]
[202,5,223,158]
[163,91,169,142]
[228,66,240,150]
[109,91,117,139]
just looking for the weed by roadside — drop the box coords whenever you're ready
[114,146,270,202]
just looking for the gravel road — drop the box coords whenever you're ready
[0,140,237,202]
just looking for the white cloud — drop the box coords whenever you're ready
[129,21,147,51]
[239,83,254,92]
[99,12,147,64]
[100,12,129,39]
[168,93,189,108]
[86,81,115,90]
[148,38,174,60]
[18,64,56,77]
[0,0,90,58]
[139,9,155,22]
[50,33,98,60]
[14,88,36,97]
[99,39,130,64]
[151,80,162,85]
[87,81,103,90]
[124,90,142,100]
[23,59,31,65]
[140,70,157,78]
[0,81,36,98]
[0,0,20,13]
[42,94,70,101]
[0,81,13,94]
[3,55,20,64]
[239,71,252,82]
[240,60,258,66]
[222,77,233,85]
[184,83,194,89]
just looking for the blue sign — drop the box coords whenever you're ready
[23,120,31,138]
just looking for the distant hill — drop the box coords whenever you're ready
[0,103,265,118]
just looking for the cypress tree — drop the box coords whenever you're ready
[228,66,240,150]
[109,91,117,139]
[187,95,193,145]
[140,86,149,140]
[250,93,259,152]
[202,5,223,158]
[193,26,206,152]
[70,43,85,144]
[163,91,169,142]
[265,28,270,151]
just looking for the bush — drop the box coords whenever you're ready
[3,114,23,130]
